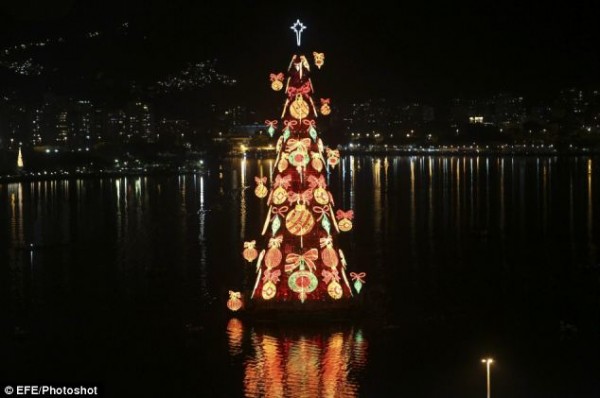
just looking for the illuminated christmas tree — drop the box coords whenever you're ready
[229,20,366,312]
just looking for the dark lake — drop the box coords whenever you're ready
[1,155,599,397]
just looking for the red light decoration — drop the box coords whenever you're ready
[243,240,258,262]
[227,291,243,311]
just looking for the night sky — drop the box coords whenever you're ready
[1,1,599,107]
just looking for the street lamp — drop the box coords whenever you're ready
[481,358,494,398]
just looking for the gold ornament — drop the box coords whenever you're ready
[272,186,288,205]
[261,281,277,300]
[270,72,284,91]
[271,80,283,91]
[313,52,325,69]
[327,281,343,300]
[255,184,268,198]
[338,218,353,232]
[285,204,315,236]
[320,98,331,116]
[313,187,329,205]
[255,176,268,198]
[289,94,310,120]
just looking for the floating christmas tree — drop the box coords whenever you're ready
[231,20,366,311]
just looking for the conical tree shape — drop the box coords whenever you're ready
[239,50,363,310]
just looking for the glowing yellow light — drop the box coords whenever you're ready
[17,147,24,168]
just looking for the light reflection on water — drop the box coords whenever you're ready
[1,155,599,397]
[227,318,367,398]
[2,155,598,289]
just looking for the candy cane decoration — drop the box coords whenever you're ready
[261,206,272,235]
[338,249,353,297]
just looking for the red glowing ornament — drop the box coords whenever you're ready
[289,150,309,167]
[242,240,258,262]
[320,237,339,268]
[288,271,318,302]
[264,236,283,268]
[227,291,243,311]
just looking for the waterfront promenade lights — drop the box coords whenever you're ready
[481,358,494,398]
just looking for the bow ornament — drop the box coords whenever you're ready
[269,73,284,82]
[271,206,289,217]
[286,138,311,153]
[262,269,281,284]
[268,236,283,248]
[319,236,333,248]
[285,249,319,273]
[312,205,331,221]
[322,268,340,284]
[288,189,313,205]
[349,272,367,284]
[273,174,292,189]
[336,209,354,220]
[308,175,327,189]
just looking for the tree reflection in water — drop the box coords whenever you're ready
[226,318,368,398]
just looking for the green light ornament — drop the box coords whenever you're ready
[283,126,291,142]
[350,272,366,294]
[309,126,317,141]
[271,215,281,236]
[321,214,331,235]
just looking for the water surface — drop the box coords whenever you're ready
[1,155,599,397]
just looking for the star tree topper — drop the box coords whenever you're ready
[291,19,306,47]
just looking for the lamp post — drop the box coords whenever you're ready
[481,358,494,398]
